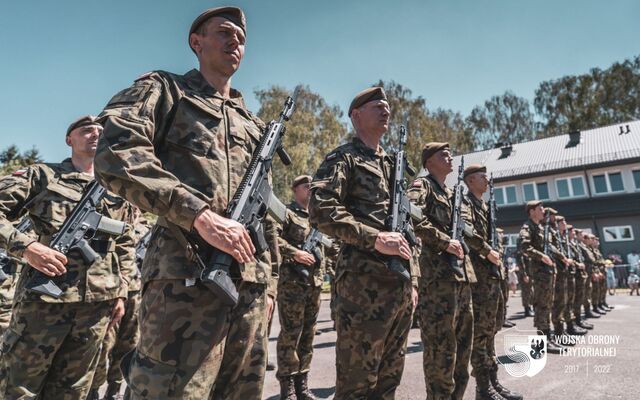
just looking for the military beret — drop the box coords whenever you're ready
[348,87,387,117]
[189,7,246,51]
[463,164,487,179]
[421,142,450,166]
[496,228,504,233]
[66,115,100,136]
[525,200,543,213]
[567,224,574,230]
[545,207,558,215]
[291,174,312,189]
[555,216,565,222]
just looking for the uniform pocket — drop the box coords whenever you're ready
[125,350,179,399]
[0,329,20,355]
[166,97,222,157]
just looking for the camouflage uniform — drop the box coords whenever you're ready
[592,248,606,307]
[581,244,596,313]
[0,160,134,399]
[276,202,324,379]
[518,219,555,332]
[94,69,278,400]
[464,194,502,391]
[516,255,534,312]
[91,222,148,396]
[309,137,415,400]
[573,241,590,319]
[408,175,476,400]
[325,240,341,324]
[0,258,20,335]
[551,228,569,333]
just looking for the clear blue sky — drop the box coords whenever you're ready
[1,0,638,162]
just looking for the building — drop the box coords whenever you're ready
[447,120,640,259]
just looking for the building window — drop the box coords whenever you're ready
[504,233,519,248]
[602,225,634,242]
[495,185,517,205]
[592,172,625,194]
[633,170,640,190]
[556,176,586,199]
[522,182,549,201]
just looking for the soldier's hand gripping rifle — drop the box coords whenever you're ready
[189,89,298,307]
[0,217,33,282]
[447,156,470,278]
[291,227,333,280]
[542,209,554,273]
[385,125,417,282]
[486,174,503,279]
[25,181,126,298]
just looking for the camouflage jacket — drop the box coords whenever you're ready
[465,193,500,282]
[549,226,567,271]
[278,201,325,287]
[0,159,134,303]
[309,136,418,283]
[578,242,596,274]
[518,219,554,275]
[407,175,476,283]
[94,69,278,294]
[570,240,588,278]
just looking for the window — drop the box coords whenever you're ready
[494,185,517,206]
[633,170,640,190]
[602,225,634,242]
[592,172,625,194]
[556,176,587,199]
[522,182,549,201]
[504,234,519,248]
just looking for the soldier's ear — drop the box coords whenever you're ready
[65,135,72,147]
[189,33,202,55]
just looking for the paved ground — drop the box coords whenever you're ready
[263,289,640,400]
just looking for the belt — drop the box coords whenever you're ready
[90,239,116,253]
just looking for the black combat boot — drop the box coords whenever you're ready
[524,306,534,317]
[584,308,600,319]
[105,382,124,400]
[476,372,506,400]
[87,389,101,400]
[553,326,574,347]
[599,303,611,311]
[503,320,516,328]
[592,305,604,315]
[604,302,614,309]
[566,321,587,335]
[575,317,593,329]
[294,373,317,400]
[279,375,297,400]
[542,330,564,354]
[489,369,523,400]
[267,359,276,371]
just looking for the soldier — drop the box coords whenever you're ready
[463,165,523,400]
[495,228,515,329]
[517,250,534,318]
[309,87,418,399]
[93,7,279,399]
[591,237,611,313]
[564,225,587,336]
[550,216,577,344]
[0,116,132,398]
[407,143,476,400]
[276,174,323,400]
[580,234,600,320]
[571,229,593,330]
[516,201,563,354]
[89,208,148,399]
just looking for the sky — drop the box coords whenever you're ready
[0,0,638,162]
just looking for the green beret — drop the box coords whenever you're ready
[567,224,574,230]
[463,164,487,179]
[291,174,312,189]
[348,87,387,117]
[525,200,543,213]
[421,142,450,166]
[556,215,565,222]
[66,115,99,137]
[189,7,246,52]
[545,207,558,215]
[496,227,504,233]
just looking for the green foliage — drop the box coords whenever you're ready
[0,145,43,176]
[255,85,348,201]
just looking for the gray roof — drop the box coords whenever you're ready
[443,120,640,185]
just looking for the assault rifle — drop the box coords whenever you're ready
[0,217,33,282]
[385,125,417,282]
[541,209,554,273]
[291,227,333,280]
[447,156,469,278]
[486,174,502,279]
[189,89,298,307]
[26,181,126,298]
[135,229,153,269]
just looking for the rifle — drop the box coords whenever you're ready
[189,89,298,307]
[26,181,126,298]
[290,227,333,280]
[135,229,153,269]
[486,174,502,279]
[447,156,469,278]
[541,209,554,273]
[384,125,417,282]
[0,217,33,282]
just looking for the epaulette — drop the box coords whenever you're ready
[134,71,155,82]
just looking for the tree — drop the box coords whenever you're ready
[255,85,348,200]
[466,91,535,150]
[0,145,43,176]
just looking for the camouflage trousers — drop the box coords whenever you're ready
[532,272,555,331]
[0,299,114,399]
[0,274,18,336]
[330,277,337,322]
[552,271,568,330]
[419,279,473,400]
[583,274,593,310]
[591,276,602,307]
[334,272,413,400]
[517,271,533,309]
[123,279,268,400]
[573,273,587,318]
[276,280,321,379]
[470,279,500,390]
[495,278,508,329]
[597,276,607,304]
[564,273,575,323]
[91,290,141,391]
